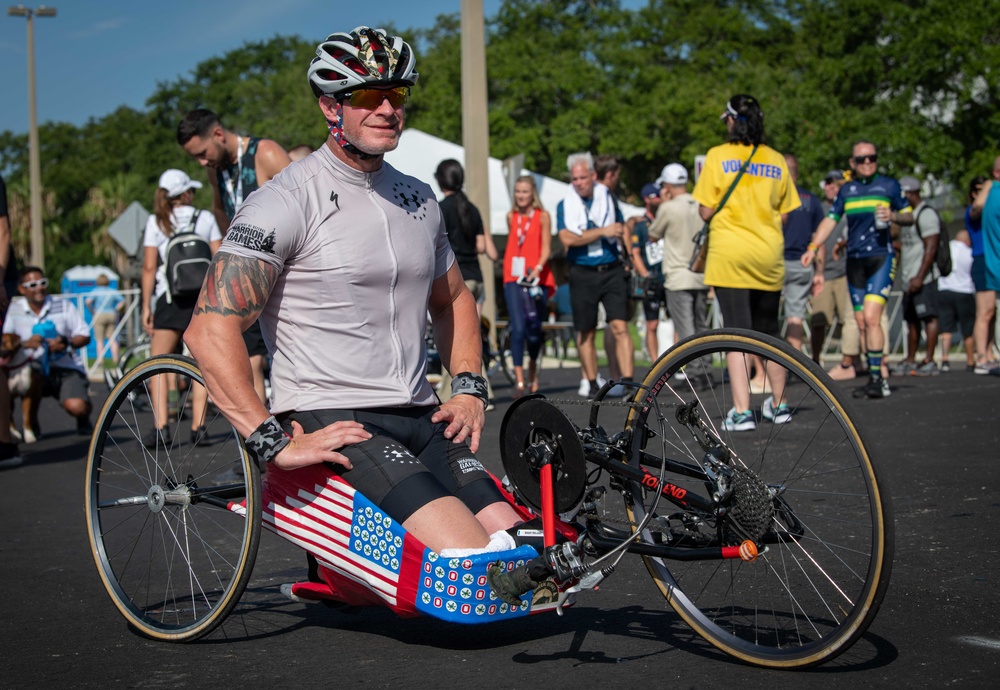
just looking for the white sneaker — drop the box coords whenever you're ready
[761,395,792,424]
[578,375,608,397]
[724,407,757,432]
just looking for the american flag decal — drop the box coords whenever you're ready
[261,466,560,622]
[264,475,403,606]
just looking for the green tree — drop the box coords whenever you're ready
[2,0,999,277]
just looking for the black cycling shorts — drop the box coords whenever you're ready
[713,287,781,338]
[278,406,503,525]
[152,293,196,332]
[902,281,940,323]
[568,262,630,332]
[640,277,666,322]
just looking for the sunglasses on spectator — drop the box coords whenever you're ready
[340,86,409,110]
[21,278,48,289]
[852,154,878,164]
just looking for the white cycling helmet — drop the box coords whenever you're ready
[308,26,418,99]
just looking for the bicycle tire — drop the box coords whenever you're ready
[622,329,893,668]
[85,355,261,642]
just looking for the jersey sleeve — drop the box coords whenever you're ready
[631,222,644,250]
[828,187,846,221]
[217,185,304,271]
[429,199,455,279]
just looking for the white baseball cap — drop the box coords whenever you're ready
[158,169,203,198]
[655,163,688,186]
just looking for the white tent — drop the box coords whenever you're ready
[384,129,643,235]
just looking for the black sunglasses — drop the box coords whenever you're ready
[852,154,877,165]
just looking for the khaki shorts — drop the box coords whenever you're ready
[91,312,118,343]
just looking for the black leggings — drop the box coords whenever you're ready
[713,287,782,338]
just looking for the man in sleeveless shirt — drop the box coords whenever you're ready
[177,109,292,404]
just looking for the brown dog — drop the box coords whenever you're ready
[0,332,43,444]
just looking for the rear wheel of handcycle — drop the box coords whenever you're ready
[85,355,261,642]
[622,329,893,668]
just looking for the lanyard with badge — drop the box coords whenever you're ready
[510,210,534,279]
[220,135,244,211]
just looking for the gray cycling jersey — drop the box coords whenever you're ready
[219,144,454,414]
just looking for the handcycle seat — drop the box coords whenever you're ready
[262,463,574,623]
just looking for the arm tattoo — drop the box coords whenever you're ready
[195,253,278,319]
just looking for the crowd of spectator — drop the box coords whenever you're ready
[484,97,1000,418]
[4,99,1000,465]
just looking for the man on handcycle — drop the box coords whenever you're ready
[184,26,522,554]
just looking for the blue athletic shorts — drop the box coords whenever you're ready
[847,255,897,310]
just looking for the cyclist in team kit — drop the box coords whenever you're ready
[802,140,914,399]
[184,26,522,555]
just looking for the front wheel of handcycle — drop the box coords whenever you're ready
[622,329,893,668]
[85,355,261,642]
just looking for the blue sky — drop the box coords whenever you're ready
[0,0,514,135]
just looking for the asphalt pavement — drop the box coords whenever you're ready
[1,359,998,688]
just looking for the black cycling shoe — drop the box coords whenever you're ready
[76,416,93,436]
[191,425,212,447]
[142,425,170,449]
[852,376,890,399]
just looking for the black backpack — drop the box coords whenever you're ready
[164,210,212,302]
[917,205,951,277]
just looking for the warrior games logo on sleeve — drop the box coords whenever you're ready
[226,223,277,254]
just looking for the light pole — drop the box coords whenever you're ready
[8,4,56,270]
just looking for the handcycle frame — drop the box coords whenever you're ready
[85,329,893,669]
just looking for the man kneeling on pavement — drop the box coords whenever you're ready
[2,266,93,440]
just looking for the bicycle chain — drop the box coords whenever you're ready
[541,396,647,410]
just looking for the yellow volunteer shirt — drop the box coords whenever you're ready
[691,143,800,291]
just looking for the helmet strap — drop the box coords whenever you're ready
[326,98,378,161]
